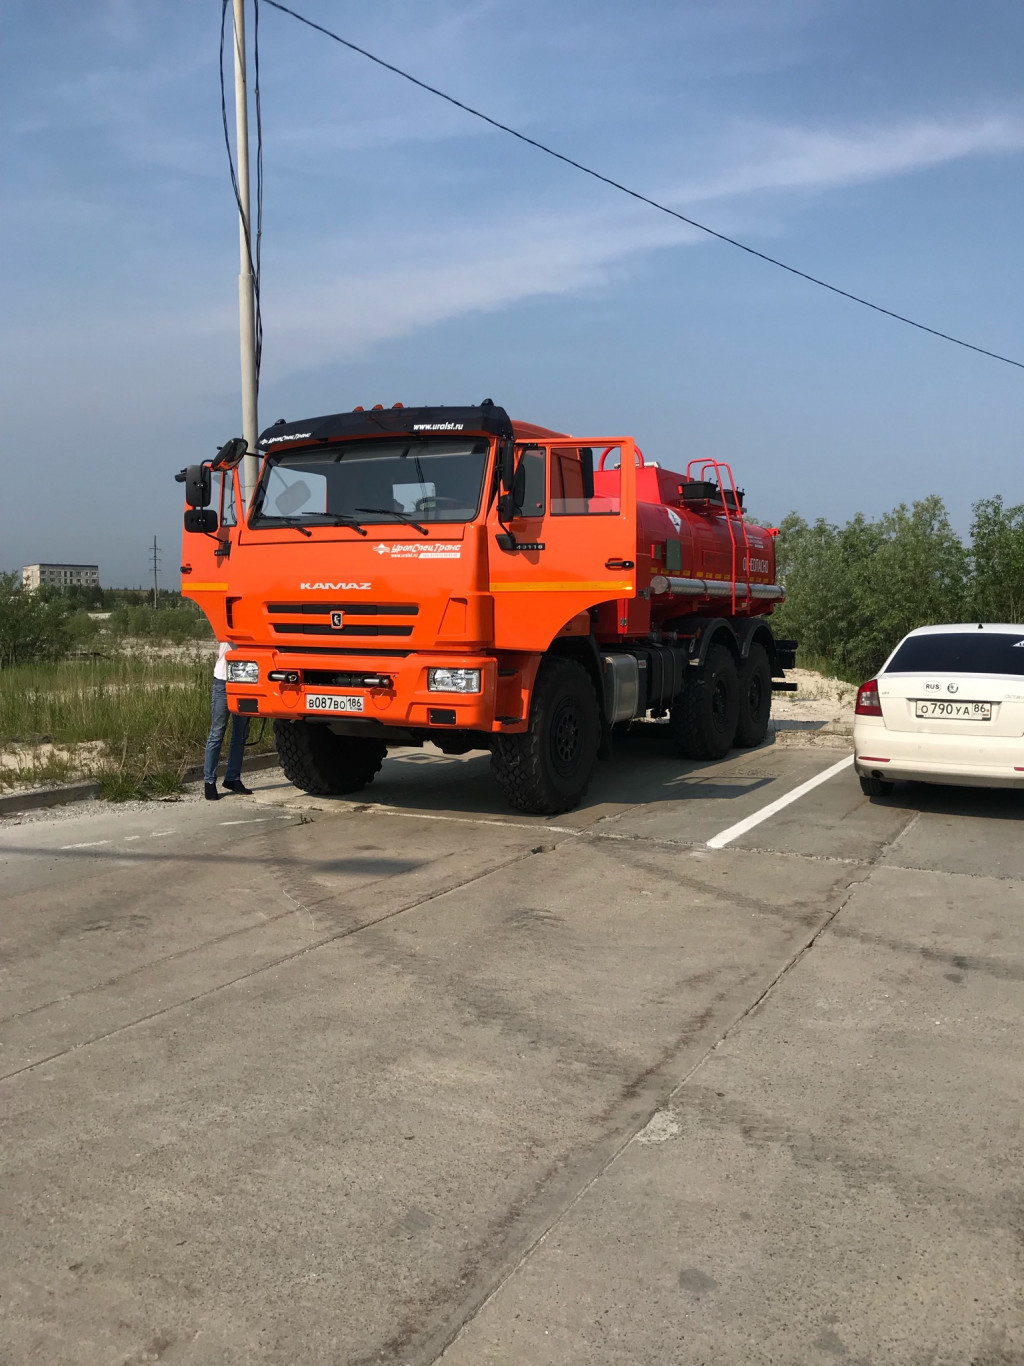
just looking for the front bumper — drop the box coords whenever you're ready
[225,650,507,733]
[853,718,1024,789]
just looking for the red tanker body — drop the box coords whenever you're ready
[592,452,781,630]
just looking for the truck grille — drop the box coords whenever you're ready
[267,602,418,616]
[272,622,413,637]
[267,601,418,639]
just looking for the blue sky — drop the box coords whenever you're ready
[2,0,1022,586]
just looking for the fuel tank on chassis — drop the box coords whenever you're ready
[626,463,777,622]
[224,521,495,650]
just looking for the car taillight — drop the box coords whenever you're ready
[855,680,883,716]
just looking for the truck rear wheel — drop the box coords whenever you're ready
[273,720,386,796]
[734,643,772,748]
[669,644,738,760]
[490,657,599,814]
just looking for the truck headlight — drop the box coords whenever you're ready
[227,660,259,684]
[427,667,481,694]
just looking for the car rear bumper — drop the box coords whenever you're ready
[853,718,1024,788]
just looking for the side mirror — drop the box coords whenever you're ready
[498,437,516,493]
[498,460,527,521]
[579,447,595,501]
[184,464,212,508]
[212,436,248,470]
[184,508,219,534]
[498,445,543,521]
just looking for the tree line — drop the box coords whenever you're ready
[770,495,1024,682]
[0,575,210,667]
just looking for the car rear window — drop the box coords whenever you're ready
[886,633,1024,675]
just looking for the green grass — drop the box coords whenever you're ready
[0,655,274,794]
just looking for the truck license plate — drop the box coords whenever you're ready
[306,694,365,713]
[914,700,991,720]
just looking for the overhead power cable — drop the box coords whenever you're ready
[263,0,1023,373]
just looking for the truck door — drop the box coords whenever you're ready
[488,438,637,651]
[179,466,238,638]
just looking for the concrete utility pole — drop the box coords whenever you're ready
[151,536,160,607]
[232,0,259,502]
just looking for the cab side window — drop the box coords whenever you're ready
[517,446,546,517]
[551,447,589,515]
[550,445,620,514]
[217,471,238,527]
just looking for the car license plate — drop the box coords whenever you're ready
[306,693,365,713]
[915,700,991,720]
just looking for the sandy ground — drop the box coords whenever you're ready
[769,667,856,749]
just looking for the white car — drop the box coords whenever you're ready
[853,623,1024,796]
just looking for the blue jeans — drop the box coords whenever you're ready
[204,678,250,784]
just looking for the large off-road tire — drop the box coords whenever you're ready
[273,720,386,796]
[490,657,600,814]
[734,643,772,748]
[859,774,894,797]
[668,643,739,760]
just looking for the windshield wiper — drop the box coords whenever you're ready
[274,517,312,537]
[328,513,368,536]
[256,513,368,537]
[355,507,429,535]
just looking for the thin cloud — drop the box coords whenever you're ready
[673,115,1024,206]
[260,208,700,373]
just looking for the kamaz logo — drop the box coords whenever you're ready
[300,582,370,591]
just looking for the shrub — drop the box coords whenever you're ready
[0,573,71,666]
[969,497,1024,623]
[109,603,211,642]
[772,493,1019,681]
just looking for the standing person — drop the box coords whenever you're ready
[204,641,252,800]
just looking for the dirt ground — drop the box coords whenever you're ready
[769,667,856,749]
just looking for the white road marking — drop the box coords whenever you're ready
[124,835,142,842]
[60,840,111,850]
[357,806,581,835]
[219,817,275,825]
[706,753,854,849]
[149,830,176,838]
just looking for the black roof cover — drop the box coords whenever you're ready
[258,403,513,451]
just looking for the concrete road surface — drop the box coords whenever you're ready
[2,731,1022,1365]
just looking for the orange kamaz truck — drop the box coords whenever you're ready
[178,401,795,814]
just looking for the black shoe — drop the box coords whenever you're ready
[204,782,220,801]
[222,778,253,795]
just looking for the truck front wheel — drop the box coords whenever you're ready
[490,657,600,814]
[273,720,386,796]
[669,644,739,760]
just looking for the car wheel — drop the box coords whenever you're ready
[859,774,894,797]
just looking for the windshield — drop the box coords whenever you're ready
[886,632,1024,675]
[251,438,491,528]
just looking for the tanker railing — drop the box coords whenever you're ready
[685,459,752,614]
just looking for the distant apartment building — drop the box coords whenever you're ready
[22,563,100,591]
